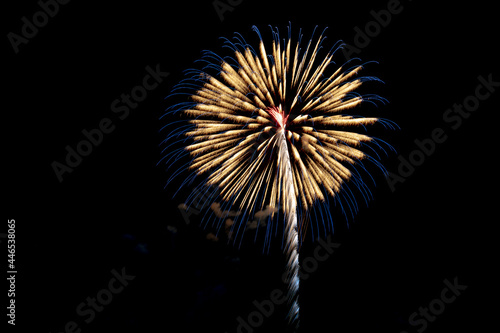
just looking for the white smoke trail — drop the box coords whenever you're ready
[277,129,300,329]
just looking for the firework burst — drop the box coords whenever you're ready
[160,25,395,330]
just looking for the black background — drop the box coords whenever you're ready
[4,0,498,332]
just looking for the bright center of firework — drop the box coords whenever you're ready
[267,105,288,129]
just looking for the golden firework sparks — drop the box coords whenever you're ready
[161,25,395,330]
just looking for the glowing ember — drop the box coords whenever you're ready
[267,105,288,129]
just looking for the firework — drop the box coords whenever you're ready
[161,25,395,330]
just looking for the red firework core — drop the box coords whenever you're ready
[267,105,288,129]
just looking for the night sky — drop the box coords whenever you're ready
[4,0,498,332]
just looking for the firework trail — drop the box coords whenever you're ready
[161,25,395,330]
[277,127,300,326]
